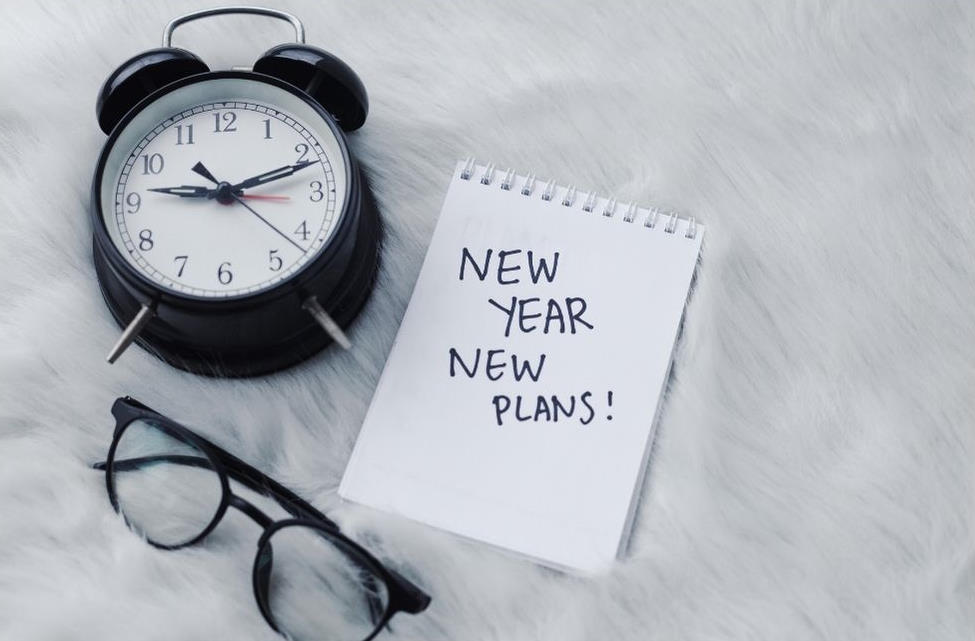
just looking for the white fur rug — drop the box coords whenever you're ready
[1,0,973,639]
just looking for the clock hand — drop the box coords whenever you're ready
[230,160,316,191]
[192,161,259,205]
[191,161,220,184]
[149,185,288,201]
[230,193,305,252]
[190,161,294,203]
[239,194,291,202]
[147,185,213,198]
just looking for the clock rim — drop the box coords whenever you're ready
[90,70,360,309]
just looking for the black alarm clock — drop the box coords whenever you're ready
[91,7,380,376]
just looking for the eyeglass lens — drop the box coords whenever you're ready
[257,523,390,641]
[110,418,224,547]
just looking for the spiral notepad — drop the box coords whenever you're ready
[340,159,704,572]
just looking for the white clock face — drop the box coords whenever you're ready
[98,77,349,298]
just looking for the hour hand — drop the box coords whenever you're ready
[147,185,213,198]
[230,161,316,191]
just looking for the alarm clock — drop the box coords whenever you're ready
[91,7,380,376]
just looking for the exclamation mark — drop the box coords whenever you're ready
[606,390,614,421]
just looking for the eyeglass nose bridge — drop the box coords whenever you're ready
[228,494,275,530]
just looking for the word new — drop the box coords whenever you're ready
[449,348,546,382]
[459,247,560,285]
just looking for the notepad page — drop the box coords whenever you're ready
[340,161,704,572]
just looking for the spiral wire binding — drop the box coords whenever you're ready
[582,191,597,213]
[562,186,576,207]
[480,163,496,185]
[665,212,677,234]
[644,207,659,229]
[500,168,515,191]
[623,202,638,223]
[539,178,556,201]
[460,157,476,181]
[458,157,698,239]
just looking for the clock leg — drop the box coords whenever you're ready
[302,296,352,350]
[105,303,156,363]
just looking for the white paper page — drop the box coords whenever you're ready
[340,162,704,572]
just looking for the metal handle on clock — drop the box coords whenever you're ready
[162,6,306,47]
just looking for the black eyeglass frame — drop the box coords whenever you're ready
[96,396,430,639]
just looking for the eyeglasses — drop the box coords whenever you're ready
[94,396,430,641]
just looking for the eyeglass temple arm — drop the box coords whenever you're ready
[386,568,432,614]
[93,454,209,472]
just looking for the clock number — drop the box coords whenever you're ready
[140,153,164,175]
[217,261,233,285]
[294,220,310,241]
[176,123,194,145]
[174,255,188,277]
[125,192,141,214]
[268,249,283,271]
[309,181,324,202]
[213,111,237,133]
[263,118,272,139]
[295,143,310,162]
[138,229,154,251]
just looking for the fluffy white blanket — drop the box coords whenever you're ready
[1,0,972,639]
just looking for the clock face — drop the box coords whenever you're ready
[98,77,350,299]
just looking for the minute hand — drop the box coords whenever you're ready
[147,185,212,198]
[230,160,316,191]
